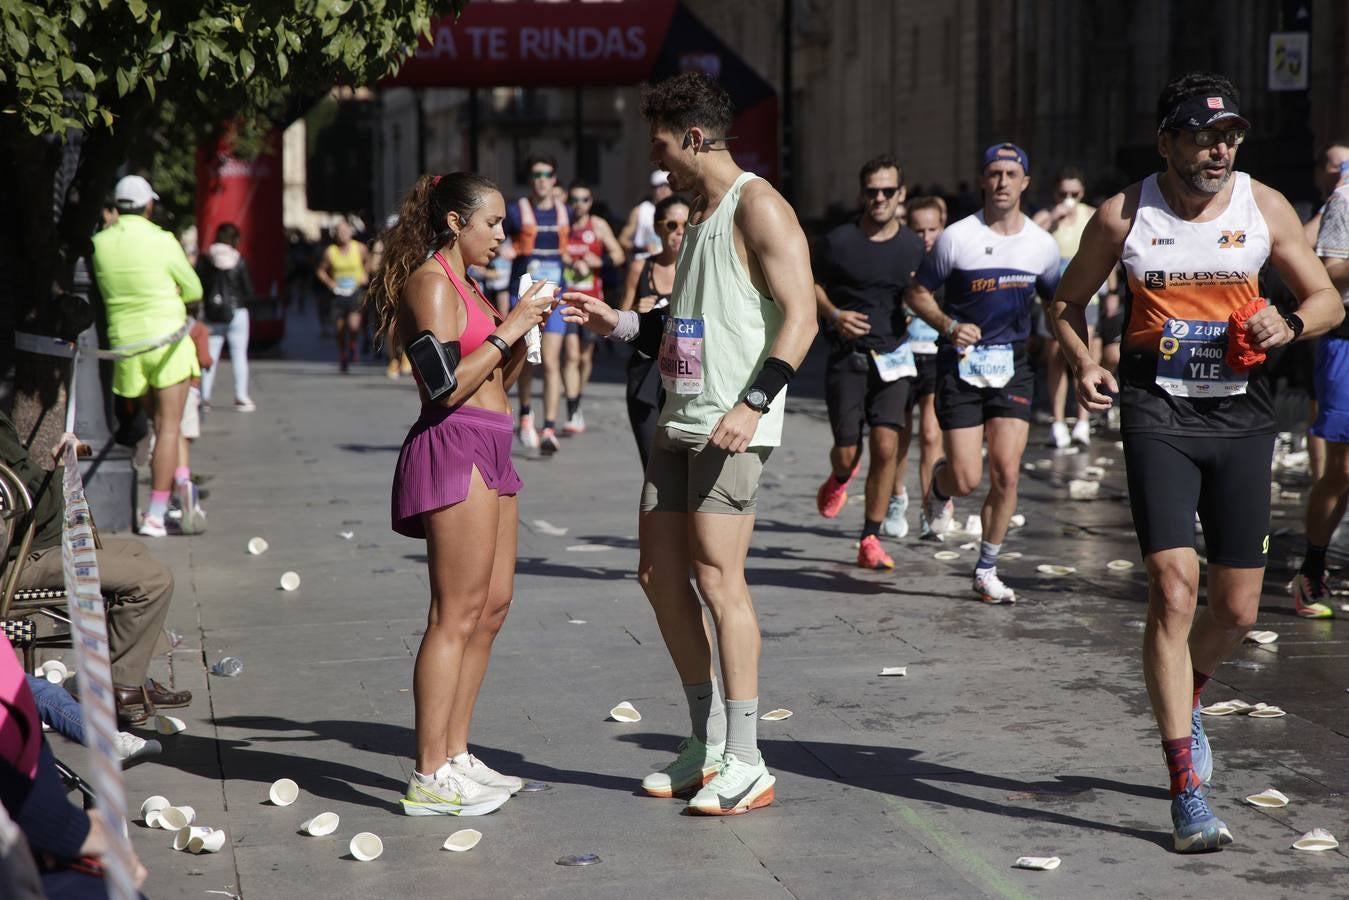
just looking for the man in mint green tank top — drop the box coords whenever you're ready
[562,73,817,815]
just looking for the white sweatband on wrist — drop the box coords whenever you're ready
[610,309,640,342]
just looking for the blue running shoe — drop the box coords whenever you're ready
[1191,703,1212,785]
[1171,788,1232,853]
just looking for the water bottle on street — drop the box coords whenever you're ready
[211,656,243,677]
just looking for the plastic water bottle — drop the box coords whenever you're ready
[210,656,243,677]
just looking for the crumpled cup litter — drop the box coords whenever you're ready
[158,806,195,831]
[141,795,170,825]
[934,550,960,561]
[443,828,483,852]
[1009,514,1026,528]
[300,812,340,836]
[1037,564,1076,576]
[1244,788,1289,808]
[1107,559,1134,572]
[350,832,383,861]
[174,826,225,854]
[1292,828,1338,852]
[1068,479,1099,500]
[879,666,907,676]
[1013,856,1061,871]
[247,537,268,555]
[1243,630,1278,645]
[279,571,301,591]
[608,701,641,723]
[155,715,187,735]
[1200,699,1252,716]
[760,708,793,721]
[1247,703,1287,718]
[268,778,300,806]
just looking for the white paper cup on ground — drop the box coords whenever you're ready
[1247,704,1286,718]
[1107,559,1134,572]
[879,666,908,676]
[36,660,68,683]
[279,571,301,591]
[140,795,170,823]
[300,812,340,836]
[609,701,641,723]
[350,832,383,861]
[1009,514,1026,528]
[173,826,213,852]
[934,550,960,561]
[1244,630,1278,645]
[760,708,793,721]
[158,806,195,831]
[247,537,269,555]
[1244,788,1289,808]
[191,829,226,854]
[155,715,186,735]
[1292,828,1338,851]
[1037,564,1076,576]
[1013,856,1061,870]
[443,828,482,852]
[268,778,300,806]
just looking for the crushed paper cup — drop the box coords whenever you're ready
[1033,459,1053,470]
[568,619,586,625]
[443,828,483,852]
[140,796,171,822]
[608,701,641,723]
[158,806,195,831]
[350,832,383,861]
[155,715,187,735]
[934,550,960,561]
[36,660,68,683]
[959,542,978,551]
[1244,630,1278,645]
[339,531,354,540]
[145,810,165,829]
[268,778,300,806]
[1000,551,1023,561]
[1200,699,1252,716]
[1037,564,1076,576]
[566,544,612,552]
[1107,559,1134,571]
[1247,705,1286,718]
[1292,828,1338,852]
[532,519,569,537]
[1013,856,1061,871]
[247,537,269,555]
[300,812,340,836]
[1244,788,1289,808]
[279,571,301,591]
[1068,479,1099,500]
[879,667,908,676]
[1083,465,1106,479]
[760,708,793,721]
[173,825,209,852]
[191,829,226,854]
[1009,514,1026,528]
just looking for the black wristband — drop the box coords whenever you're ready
[485,334,511,363]
[1283,312,1304,341]
[748,356,796,403]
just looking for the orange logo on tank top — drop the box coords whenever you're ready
[1218,230,1246,249]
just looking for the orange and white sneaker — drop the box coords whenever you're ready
[641,736,724,798]
[517,413,540,449]
[974,568,1016,604]
[687,753,775,816]
[563,409,586,434]
[857,535,894,570]
[816,462,859,519]
[1291,572,1334,619]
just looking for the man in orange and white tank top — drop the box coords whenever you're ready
[1049,72,1343,853]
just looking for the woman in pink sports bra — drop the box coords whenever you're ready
[366,173,555,815]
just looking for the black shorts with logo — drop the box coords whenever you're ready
[934,343,1034,430]
[825,347,909,446]
[1122,431,1273,567]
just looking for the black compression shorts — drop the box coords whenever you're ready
[1122,431,1274,567]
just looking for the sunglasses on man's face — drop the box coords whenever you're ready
[864,186,900,199]
[656,219,687,232]
[1189,128,1246,148]
[531,169,556,179]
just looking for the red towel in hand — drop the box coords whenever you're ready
[1226,297,1268,373]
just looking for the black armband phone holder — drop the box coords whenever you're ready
[407,330,461,401]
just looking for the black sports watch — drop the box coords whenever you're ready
[743,388,770,413]
[1282,312,1305,341]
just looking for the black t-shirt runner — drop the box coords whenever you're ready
[814,222,926,353]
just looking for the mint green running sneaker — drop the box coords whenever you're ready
[688,752,776,816]
[641,737,725,798]
[400,768,510,816]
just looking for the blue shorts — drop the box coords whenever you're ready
[1311,336,1349,443]
[509,292,568,336]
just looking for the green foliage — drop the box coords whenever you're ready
[0,0,467,138]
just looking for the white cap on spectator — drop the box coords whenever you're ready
[649,170,670,188]
[114,175,159,208]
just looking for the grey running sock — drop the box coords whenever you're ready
[725,697,761,765]
[683,680,726,746]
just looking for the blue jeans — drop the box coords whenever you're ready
[26,674,86,745]
[201,307,251,404]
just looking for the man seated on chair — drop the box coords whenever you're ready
[1,412,189,726]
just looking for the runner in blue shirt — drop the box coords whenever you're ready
[905,143,1061,604]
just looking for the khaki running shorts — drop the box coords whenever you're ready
[640,426,772,515]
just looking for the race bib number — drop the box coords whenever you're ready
[957,343,1014,389]
[1155,318,1248,397]
[906,317,940,355]
[334,276,357,297]
[659,317,704,395]
[872,344,918,382]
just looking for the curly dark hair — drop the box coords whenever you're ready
[858,154,903,189]
[639,72,734,136]
[365,172,499,346]
[1156,72,1240,127]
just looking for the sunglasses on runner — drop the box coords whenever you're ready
[656,219,686,232]
[531,168,556,179]
[864,186,901,199]
[1188,128,1246,148]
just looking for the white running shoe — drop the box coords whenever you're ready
[880,493,909,538]
[452,754,523,795]
[1071,419,1090,447]
[641,736,725,798]
[974,568,1016,604]
[517,413,540,449]
[138,515,167,538]
[922,492,954,538]
[1050,421,1071,449]
[563,409,586,435]
[400,767,510,817]
[687,753,776,816]
[234,398,256,412]
[115,732,161,762]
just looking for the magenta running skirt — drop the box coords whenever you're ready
[391,405,523,538]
